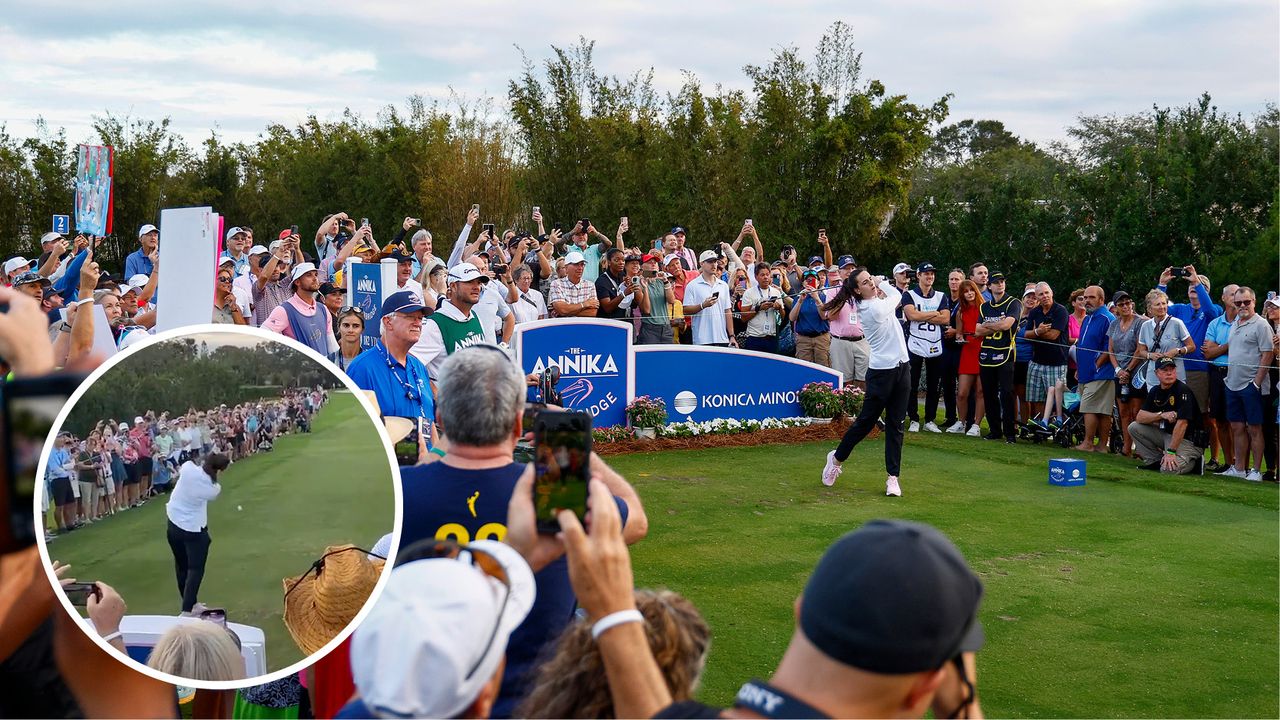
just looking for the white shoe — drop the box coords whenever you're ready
[1244,469,1263,482]
[966,425,982,437]
[822,451,843,487]
[946,421,966,434]
[1216,466,1245,478]
[886,476,902,496]
[923,422,942,433]
[909,421,920,433]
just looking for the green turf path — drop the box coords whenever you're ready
[610,433,1279,718]
[48,392,395,672]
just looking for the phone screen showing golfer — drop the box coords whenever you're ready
[533,411,592,533]
[1,373,82,555]
[394,418,424,466]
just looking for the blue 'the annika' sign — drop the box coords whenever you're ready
[635,346,842,422]
[349,262,383,351]
[514,318,634,427]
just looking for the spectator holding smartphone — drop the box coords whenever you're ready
[740,263,786,353]
[790,269,831,364]
[636,255,677,344]
[683,250,736,347]
[1155,265,1222,414]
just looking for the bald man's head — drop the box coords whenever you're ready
[1083,285,1105,312]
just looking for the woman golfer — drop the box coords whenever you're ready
[165,452,230,613]
[820,268,913,496]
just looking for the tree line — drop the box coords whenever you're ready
[1,22,1275,298]
[64,338,340,435]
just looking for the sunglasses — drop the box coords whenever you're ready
[396,539,510,680]
[1234,300,1254,307]
[339,306,367,318]
[283,546,385,600]
[217,275,232,283]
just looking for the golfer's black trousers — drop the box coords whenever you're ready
[835,361,912,476]
[167,520,211,613]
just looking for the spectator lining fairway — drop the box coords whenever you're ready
[47,391,395,672]
[612,434,1278,718]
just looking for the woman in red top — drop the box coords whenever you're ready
[953,280,986,435]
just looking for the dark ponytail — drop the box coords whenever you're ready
[821,267,864,314]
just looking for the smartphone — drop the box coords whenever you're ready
[290,224,299,237]
[393,417,423,466]
[199,608,228,628]
[533,410,592,533]
[63,581,101,607]
[483,223,495,237]
[711,291,720,300]
[2,373,83,554]
[621,216,628,226]
[552,222,563,233]
[1169,267,1188,278]
[745,218,753,226]
[521,402,546,434]
[771,275,781,287]
[472,204,480,213]
[532,206,540,217]
[579,218,590,231]
[360,218,370,228]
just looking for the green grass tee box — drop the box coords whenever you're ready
[48,392,395,673]
[610,433,1278,718]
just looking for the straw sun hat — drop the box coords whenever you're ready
[282,544,386,655]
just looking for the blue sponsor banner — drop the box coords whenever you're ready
[514,318,633,427]
[635,346,842,422]
[349,262,383,351]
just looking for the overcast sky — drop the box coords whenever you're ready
[2,0,1276,149]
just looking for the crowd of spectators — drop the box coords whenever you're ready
[41,388,326,539]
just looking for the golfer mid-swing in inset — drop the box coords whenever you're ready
[165,452,231,614]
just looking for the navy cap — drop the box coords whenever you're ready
[670,226,687,235]
[807,255,824,267]
[989,271,1006,282]
[800,519,983,674]
[1155,357,1177,370]
[388,249,414,263]
[318,282,342,296]
[837,255,856,268]
[380,290,427,317]
[916,262,937,273]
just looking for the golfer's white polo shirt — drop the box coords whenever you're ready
[166,461,221,532]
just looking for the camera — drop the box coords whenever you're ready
[1169,267,1189,278]
[905,268,917,279]
[492,263,508,277]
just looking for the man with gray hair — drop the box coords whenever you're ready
[396,346,648,716]
[1023,282,1070,427]
[1218,286,1276,482]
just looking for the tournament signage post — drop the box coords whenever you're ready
[52,215,70,235]
[513,318,634,428]
[345,258,398,351]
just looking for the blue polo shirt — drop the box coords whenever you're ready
[398,461,629,718]
[123,249,153,279]
[1076,306,1115,384]
[344,342,434,422]
[1204,315,1233,367]
[1156,282,1222,371]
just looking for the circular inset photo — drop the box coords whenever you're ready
[34,326,399,688]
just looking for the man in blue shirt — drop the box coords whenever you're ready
[345,291,435,443]
[124,224,158,279]
[397,346,647,717]
[1074,285,1116,452]
[46,433,78,533]
[1201,282,1239,472]
[1155,265,1222,414]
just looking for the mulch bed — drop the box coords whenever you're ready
[596,417,879,455]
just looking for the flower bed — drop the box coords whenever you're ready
[595,417,861,455]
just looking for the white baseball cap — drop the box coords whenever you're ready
[892,262,912,275]
[290,262,318,284]
[698,249,719,264]
[40,232,64,245]
[122,274,151,293]
[225,226,246,241]
[563,251,586,265]
[351,541,535,719]
[218,255,236,267]
[134,416,144,425]
[447,262,489,284]
[3,257,36,276]
[247,244,269,256]
[138,224,158,237]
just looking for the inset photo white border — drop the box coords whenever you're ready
[32,323,403,691]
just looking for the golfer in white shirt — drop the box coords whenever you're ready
[165,453,230,613]
[820,269,913,497]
